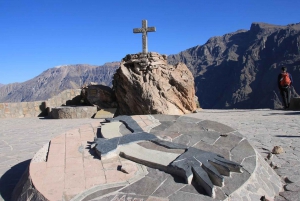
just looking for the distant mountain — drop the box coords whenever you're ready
[0,63,119,102]
[168,22,300,109]
[0,83,4,88]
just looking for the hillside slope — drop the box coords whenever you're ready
[0,63,119,102]
[168,22,300,109]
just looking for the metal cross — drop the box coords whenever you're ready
[133,20,156,54]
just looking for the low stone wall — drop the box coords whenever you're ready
[0,89,81,118]
[51,106,97,119]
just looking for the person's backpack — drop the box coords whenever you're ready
[280,72,291,87]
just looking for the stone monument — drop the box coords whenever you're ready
[133,19,156,54]
[112,20,197,115]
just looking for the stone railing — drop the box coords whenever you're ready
[0,89,81,118]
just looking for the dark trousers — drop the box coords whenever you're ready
[280,87,291,108]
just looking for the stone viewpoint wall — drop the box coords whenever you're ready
[0,89,81,118]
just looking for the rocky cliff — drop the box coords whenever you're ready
[168,22,300,109]
[0,63,119,102]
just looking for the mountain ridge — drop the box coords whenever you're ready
[168,22,300,109]
[0,63,119,102]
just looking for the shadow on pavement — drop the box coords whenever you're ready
[0,160,31,201]
[264,112,300,116]
[275,135,300,138]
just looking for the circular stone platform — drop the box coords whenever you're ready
[13,115,282,201]
[51,106,97,119]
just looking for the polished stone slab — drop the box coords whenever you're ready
[94,108,117,119]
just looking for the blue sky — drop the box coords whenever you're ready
[0,0,299,84]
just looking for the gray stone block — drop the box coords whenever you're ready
[274,196,288,201]
[285,183,300,191]
[119,124,132,135]
[214,187,227,200]
[151,175,186,197]
[214,134,243,152]
[197,131,221,145]
[119,132,157,145]
[197,120,235,133]
[120,169,168,196]
[222,171,251,195]
[150,121,174,132]
[149,130,181,140]
[82,186,123,201]
[137,141,185,154]
[94,132,157,157]
[193,141,230,160]
[241,156,256,174]
[259,176,276,197]
[95,138,119,156]
[165,120,205,133]
[172,133,204,147]
[279,191,300,201]
[151,138,188,149]
[168,191,216,201]
[106,116,144,133]
[179,182,205,195]
[177,116,202,123]
[151,114,180,122]
[230,139,256,164]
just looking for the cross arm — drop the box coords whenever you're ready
[147,27,156,32]
[133,28,143,33]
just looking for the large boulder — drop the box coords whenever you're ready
[113,52,197,115]
[81,84,117,109]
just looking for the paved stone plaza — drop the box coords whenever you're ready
[0,109,300,200]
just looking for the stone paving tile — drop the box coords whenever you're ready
[168,191,216,201]
[230,139,256,164]
[65,170,86,189]
[151,175,186,197]
[44,166,65,185]
[101,122,123,139]
[43,181,65,201]
[137,141,185,154]
[47,152,65,167]
[85,175,106,189]
[213,134,243,151]
[94,108,116,119]
[193,140,230,160]
[65,157,84,172]
[82,186,123,201]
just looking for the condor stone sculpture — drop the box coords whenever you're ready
[113,52,197,115]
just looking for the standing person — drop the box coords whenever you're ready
[278,67,293,109]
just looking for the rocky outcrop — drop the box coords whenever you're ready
[168,22,300,109]
[81,84,117,109]
[113,52,197,115]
